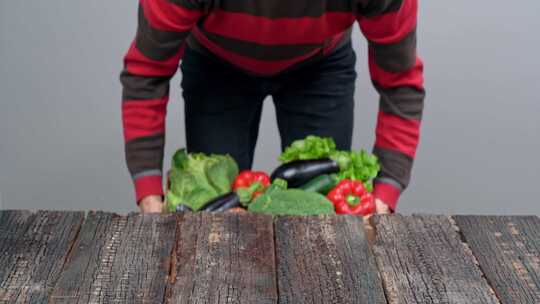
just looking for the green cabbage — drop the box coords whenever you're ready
[165,149,239,212]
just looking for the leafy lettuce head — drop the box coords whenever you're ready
[165,149,239,212]
[278,135,337,163]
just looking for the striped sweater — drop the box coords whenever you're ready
[120,0,425,210]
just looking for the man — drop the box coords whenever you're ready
[120,0,425,214]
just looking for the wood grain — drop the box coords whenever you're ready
[0,210,84,304]
[50,211,176,304]
[275,215,386,304]
[166,212,277,304]
[372,214,500,304]
[454,215,540,304]
[3,210,538,304]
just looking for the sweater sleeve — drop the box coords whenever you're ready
[357,0,425,210]
[120,0,204,204]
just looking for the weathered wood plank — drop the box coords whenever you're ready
[0,210,84,304]
[372,214,500,304]
[166,212,277,304]
[453,215,540,304]
[275,215,386,304]
[50,211,176,304]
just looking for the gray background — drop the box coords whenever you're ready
[1,1,539,214]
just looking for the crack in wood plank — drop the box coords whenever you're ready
[88,215,127,303]
[275,215,386,304]
[371,214,500,304]
[166,212,277,304]
[50,212,176,304]
[0,210,84,303]
[453,215,540,304]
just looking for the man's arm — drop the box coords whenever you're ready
[357,0,425,211]
[120,0,204,210]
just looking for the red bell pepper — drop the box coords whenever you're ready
[327,179,376,216]
[233,170,270,199]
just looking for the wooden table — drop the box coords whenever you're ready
[0,211,539,304]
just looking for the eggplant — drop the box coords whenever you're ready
[270,158,340,187]
[201,192,240,212]
[175,204,193,213]
[213,198,241,212]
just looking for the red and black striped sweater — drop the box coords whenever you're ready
[120,0,425,210]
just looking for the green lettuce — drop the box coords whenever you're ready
[165,149,239,212]
[331,150,379,192]
[279,135,337,163]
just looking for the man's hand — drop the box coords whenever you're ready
[363,199,392,243]
[138,195,164,213]
[362,198,392,223]
[374,198,391,214]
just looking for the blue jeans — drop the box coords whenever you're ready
[180,43,357,170]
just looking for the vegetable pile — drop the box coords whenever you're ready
[165,136,380,216]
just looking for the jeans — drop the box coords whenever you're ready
[180,43,357,170]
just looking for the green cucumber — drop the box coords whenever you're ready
[298,174,340,194]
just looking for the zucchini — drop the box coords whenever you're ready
[299,174,340,194]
